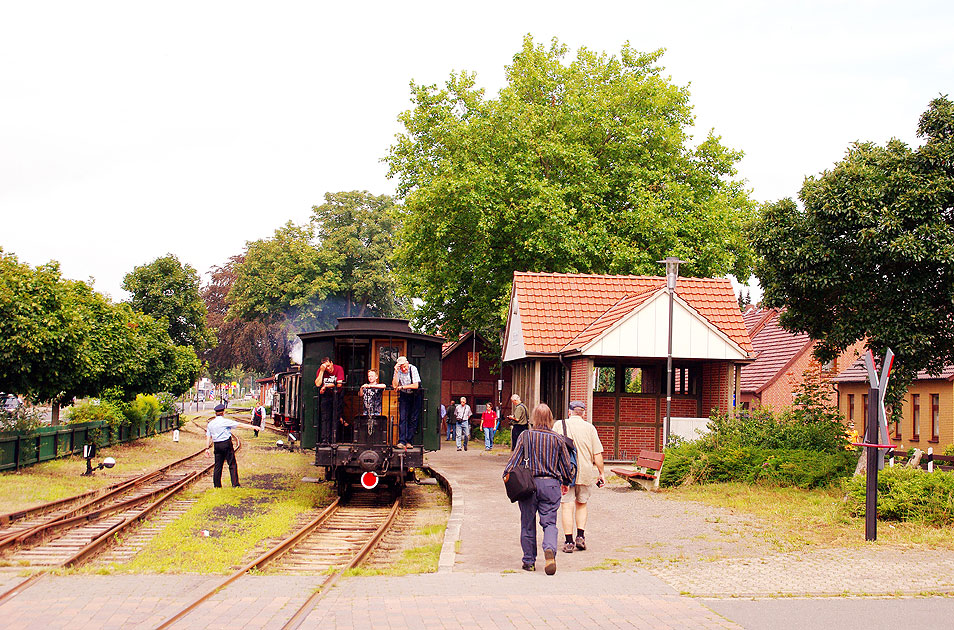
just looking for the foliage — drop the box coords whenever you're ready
[843,466,954,526]
[122,254,215,352]
[202,255,291,378]
[124,394,161,431]
[662,368,854,488]
[752,96,954,408]
[155,392,177,415]
[229,192,407,332]
[0,405,43,433]
[386,35,756,336]
[67,400,126,427]
[661,442,855,489]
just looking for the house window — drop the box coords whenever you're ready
[932,394,940,442]
[593,366,616,393]
[847,394,854,425]
[912,394,920,441]
[892,404,901,440]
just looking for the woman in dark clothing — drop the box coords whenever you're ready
[502,403,574,575]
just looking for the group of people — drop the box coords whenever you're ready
[316,355,423,449]
[502,399,605,575]
[441,397,501,451]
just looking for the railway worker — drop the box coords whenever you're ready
[507,394,529,451]
[316,357,345,443]
[502,403,574,575]
[454,396,473,451]
[205,403,259,488]
[553,400,605,554]
[392,356,421,449]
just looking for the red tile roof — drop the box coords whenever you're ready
[833,355,954,383]
[739,309,813,393]
[511,271,753,355]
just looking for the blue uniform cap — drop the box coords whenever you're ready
[214,403,226,412]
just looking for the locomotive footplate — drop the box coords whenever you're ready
[315,444,424,469]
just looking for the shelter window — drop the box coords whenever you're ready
[593,366,617,393]
[662,365,700,396]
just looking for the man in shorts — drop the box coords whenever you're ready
[552,400,605,552]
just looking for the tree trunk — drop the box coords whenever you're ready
[51,402,60,425]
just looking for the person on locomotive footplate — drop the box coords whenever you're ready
[316,357,345,443]
[392,356,421,449]
[359,369,386,416]
[205,403,261,488]
[502,403,574,575]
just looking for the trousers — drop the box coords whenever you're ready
[518,477,561,564]
[398,392,421,444]
[511,423,528,451]
[212,439,239,487]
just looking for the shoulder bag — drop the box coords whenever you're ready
[504,431,536,503]
[559,419,578,487]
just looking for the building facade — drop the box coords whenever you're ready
[502,272,754,460]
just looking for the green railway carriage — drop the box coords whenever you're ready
[298,318,443,496]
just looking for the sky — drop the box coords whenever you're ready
[2,1,951,302]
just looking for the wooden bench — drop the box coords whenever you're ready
[611,450,665,491]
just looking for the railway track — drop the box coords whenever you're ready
[0,420,241,605]
[155,492,401,630]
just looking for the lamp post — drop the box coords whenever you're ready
[658,257,685,448]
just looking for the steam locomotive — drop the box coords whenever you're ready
[274,318,443,497]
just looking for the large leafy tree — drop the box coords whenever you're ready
[228,191,406,332]
[203,255,291,378]
[753,96,954,399]
[386,35,756,335]
[122,254,215,352]
[0,250,199,422]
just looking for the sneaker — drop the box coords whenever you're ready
[544,549,556,575]
[521,562,535,572]
[463,441,468,451]
[575,536,586,551]
[457,447,462,451]
[562,541,575,553]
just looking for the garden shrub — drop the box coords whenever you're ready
[67,400,125,426]
[843,466,954,526]
[0,405,43,433]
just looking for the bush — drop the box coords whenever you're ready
[155,392,177,415]
[67,400,125,426]
[705,406,849,453]
[124,394,161,433]
[843,466,954,526]
[661,441,855,489]
[0,405,43,433]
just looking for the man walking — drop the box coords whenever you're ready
[454,396,473,451]
[507,394,529,450]
[553,400,605,552]
[445,398,457,441]
[205,403,259,488]
[392,356,421,448]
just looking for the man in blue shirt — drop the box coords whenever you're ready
[205,403,259,487]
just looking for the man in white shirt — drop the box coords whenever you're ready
[205,403,259,488]
[553,400,605,553]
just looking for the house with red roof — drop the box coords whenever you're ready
[440,330,513,429]
[502,271,755,460]
[834,358,954,452]
[739,306,864,410]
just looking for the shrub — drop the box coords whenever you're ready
[0,405,43,433]
[155,392,177,415]
[124,394,161,433]
[67,400,125,426]
[843,466,954,526]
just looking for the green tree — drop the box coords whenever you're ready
[752,96,954,402]
[386,35,756,336]
[228,191,406,332]
[122,254,214,352]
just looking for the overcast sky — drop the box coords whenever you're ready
[2,1,951,302]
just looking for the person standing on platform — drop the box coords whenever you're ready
[445,399,457,441]
[502,403,574,575]
[507,394,529,451]
[481,401,498,450]
[454,396,472,451]
[553,400,605,553]
[250,402,266,437]
[392,356,421,448]
[316,357,345,443]
[205,403,259,488]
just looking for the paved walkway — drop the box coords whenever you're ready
[2,442,954,629]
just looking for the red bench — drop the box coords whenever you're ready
[611,450,665,491]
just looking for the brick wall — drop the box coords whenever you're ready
[702,363,731,416]
[618,425,658,460]
[568,357,589,405]
[671,398,700,418]
[593,396,615,424]
[619,397,656,424]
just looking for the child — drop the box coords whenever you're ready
[359,369,386,416]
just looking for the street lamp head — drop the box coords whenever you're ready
[657,256,685,291]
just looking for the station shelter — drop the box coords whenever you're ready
[256,375,275,407]
[502,271,755,461]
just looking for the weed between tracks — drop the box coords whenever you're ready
[81,445,330,575]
